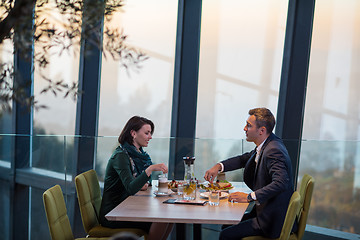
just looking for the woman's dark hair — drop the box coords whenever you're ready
[118,116,155,145]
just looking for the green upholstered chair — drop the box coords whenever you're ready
[75,169,147,239]
[289,174,315,240]
[243,191,301,240]
[43,185,109,240]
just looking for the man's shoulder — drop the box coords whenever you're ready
[265,133,284,147]
[263,134,289,154]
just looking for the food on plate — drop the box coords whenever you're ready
[167,180,186,190]
[199,180,233,191]
[168,180,179,189]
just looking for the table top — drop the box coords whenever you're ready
[105,181,251,225]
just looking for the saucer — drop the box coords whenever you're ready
[154,190,172,197]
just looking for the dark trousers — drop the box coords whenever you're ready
[219,203,263,240]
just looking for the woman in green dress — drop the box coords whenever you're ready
[99,116,173,240]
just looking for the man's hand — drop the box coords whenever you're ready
[228,192,248,203]
[204,163,222,183]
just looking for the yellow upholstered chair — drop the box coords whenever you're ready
[243,191,301,240]
[43,185,109,240]
[75,169,147,239]
[289,174,315,240]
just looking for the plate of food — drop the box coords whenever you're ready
[200,191,229,199]
[167,180,186,192]
[199,180,234,192]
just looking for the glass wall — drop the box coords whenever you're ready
[301,0,360,234]
[98,0,177,138]
[97,0,178,176]
[196,0,288,179]
[33,1,79,135]
[196,0,288,141]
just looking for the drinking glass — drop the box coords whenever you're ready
[183,182,196,200]
[158,174,168,194]
[209,190,220,206]
[177,182,184,198]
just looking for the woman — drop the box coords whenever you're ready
[99,116,173,240]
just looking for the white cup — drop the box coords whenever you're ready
[209,191,220,206]
[158,174,168,194]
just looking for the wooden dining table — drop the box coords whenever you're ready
[105,181,251,239]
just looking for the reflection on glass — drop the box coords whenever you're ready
[98,0,177,138]
[197,0,288,139]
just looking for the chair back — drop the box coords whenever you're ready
[75,169,102,234]
[294,174,315,240]
[43,185,74,240]
[278,191,301,240]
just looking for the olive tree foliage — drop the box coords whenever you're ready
[0,0,147,112]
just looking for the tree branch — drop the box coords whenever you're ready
[0,0,36,43]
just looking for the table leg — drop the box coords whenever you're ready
[176,223,185,239]
[193,223,202,239]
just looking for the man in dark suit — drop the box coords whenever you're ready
[204,107,295,240]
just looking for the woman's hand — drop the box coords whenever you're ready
[140,182,149,191]
[145,163,168,177]
[228,192,248,203]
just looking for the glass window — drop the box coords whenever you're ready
[301,0,360,234]
[98,0,177,138]
[196,0,288,171]
[97,0,177,173]
[196,0,288,140]
[33,1,79,135]
[0,39,13,135]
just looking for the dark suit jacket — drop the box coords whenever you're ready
[221,133,294,238]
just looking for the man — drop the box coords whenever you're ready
[204,107,295,240]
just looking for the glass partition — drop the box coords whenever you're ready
[299,140,360,234]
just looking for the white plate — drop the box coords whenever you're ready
[154,190,172,197]
[200,192,229,199]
